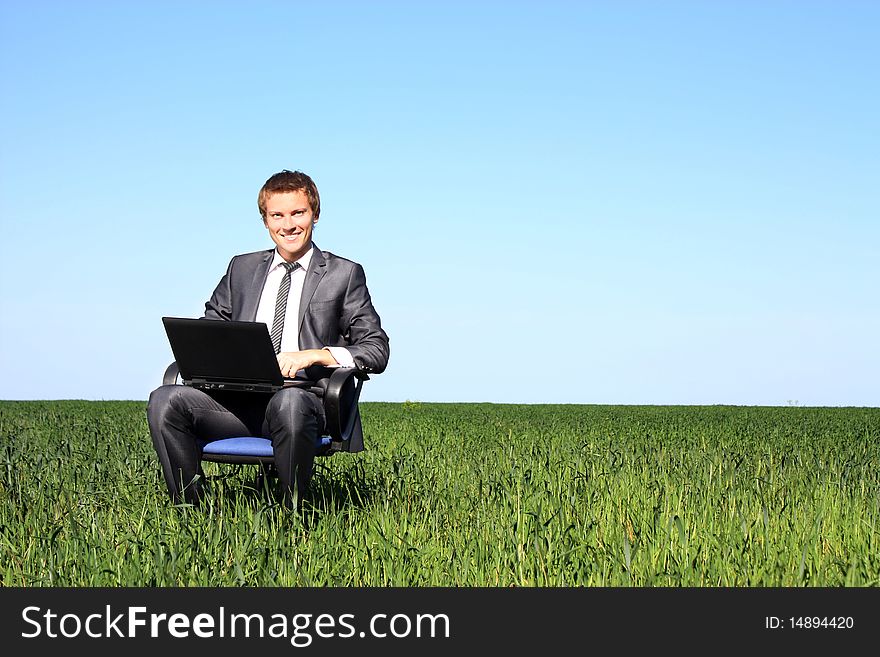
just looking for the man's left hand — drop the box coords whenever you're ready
[277,349,338,377]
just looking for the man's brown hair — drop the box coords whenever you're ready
[257,170,321,219]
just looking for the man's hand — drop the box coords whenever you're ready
[277,349,338,377]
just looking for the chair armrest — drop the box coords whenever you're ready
[163,362,180,386]
[323,368,369,445]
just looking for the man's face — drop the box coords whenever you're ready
[263,190,317,262]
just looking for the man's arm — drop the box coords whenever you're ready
[278,261,389,376]
[336,263,390,374]
[203,258,234,320]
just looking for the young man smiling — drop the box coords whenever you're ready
[147,170,390,508]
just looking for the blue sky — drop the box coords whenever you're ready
[1,1,877,405]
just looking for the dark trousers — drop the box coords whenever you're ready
[146,384,325,506]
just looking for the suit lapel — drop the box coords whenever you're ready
[241,250,274,321]
[298,244,326,331]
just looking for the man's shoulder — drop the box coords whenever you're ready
[223,249,274,272]
[229,249,274,264]
[315,248,365,274]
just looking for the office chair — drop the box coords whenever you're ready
[161,361,369,486]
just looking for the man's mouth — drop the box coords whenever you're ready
[280,232,301,241]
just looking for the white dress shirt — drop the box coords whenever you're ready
[254,245,354,367]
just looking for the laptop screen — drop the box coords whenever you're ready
[162,317,284,387]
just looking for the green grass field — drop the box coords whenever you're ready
[1,400,878,586]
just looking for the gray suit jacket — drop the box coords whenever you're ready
[202,244,389,452]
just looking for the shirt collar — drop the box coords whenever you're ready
[271,243,314,272]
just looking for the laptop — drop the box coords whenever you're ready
[162,316,303,393]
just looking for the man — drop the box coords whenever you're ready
[147,170,389,507]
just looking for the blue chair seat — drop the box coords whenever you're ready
[199,435,333,464]
[202,437,274,457]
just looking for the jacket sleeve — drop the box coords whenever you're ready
[340,263,390,374]
[202,257,235,320]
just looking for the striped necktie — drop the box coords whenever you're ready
[270,261,300,353]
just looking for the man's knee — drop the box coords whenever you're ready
[265,388,325,441]
[147,384,203,425]
[266,387,318,416]
[148,385,175,422]
[149,384,183,408]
